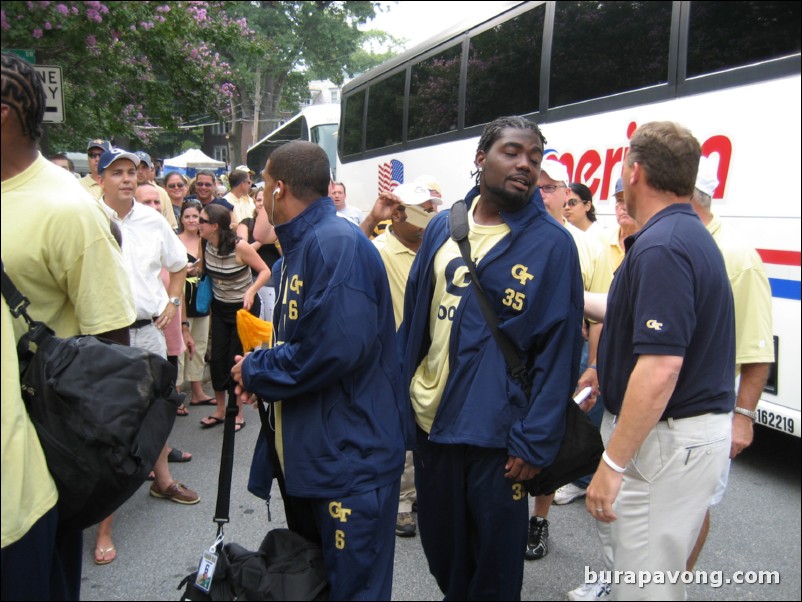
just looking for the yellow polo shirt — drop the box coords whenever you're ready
[155,183,178,229]
[79,173,103,200]
[373,228,417,329]
[606,225,627,273]
[707,215,774,370]
[565,221,613,296]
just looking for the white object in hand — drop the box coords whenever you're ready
[573,386,592,405]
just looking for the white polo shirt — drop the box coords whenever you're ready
[103,200,187,319]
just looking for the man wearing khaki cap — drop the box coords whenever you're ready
[80,138,111,199]
[370,180,440,538]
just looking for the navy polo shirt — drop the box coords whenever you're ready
[599,203,735,419]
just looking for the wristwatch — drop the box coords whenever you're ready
[734,407,758,422]
[169,296,181,307]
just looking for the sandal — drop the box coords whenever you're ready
[190,398,217,406]
[200,415,224,429]
[167,447,192,463]
[94,545,117,566]
[176,404,189,416]
[235,421,246,433]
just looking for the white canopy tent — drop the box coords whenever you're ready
[163,148,226,177]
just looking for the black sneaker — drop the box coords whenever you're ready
[524,516,549,560]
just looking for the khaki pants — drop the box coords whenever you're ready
[597,411,731,601]
[176,315,210,387]
[398,451,416,513]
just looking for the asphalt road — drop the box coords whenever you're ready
[79,404,800,601]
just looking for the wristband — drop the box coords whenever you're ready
[733,407,757,422]
[181,321,190,328]
[589,364,597,370]
[602,450,626,473]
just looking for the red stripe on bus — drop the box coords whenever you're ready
[757,249,801,266]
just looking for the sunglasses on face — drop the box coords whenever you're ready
[167,182,185,190]
[196,182,213,188]
[88,152,103,159]
[198,217,210,224]
[564,198,585,208]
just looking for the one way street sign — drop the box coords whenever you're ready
[33,65,64,123]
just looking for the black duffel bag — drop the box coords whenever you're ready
[179,529,329,601]
[3,264,180,531]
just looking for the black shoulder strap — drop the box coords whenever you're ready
[1,260,33,325]
[449,201,530,392]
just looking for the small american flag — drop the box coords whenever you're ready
[378,159,404,193]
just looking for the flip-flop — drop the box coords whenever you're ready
[94,546,117,566]
[190,398,217,406]
[235,421,246,433]
[200,415,225,429]
[176,404,189,416]
[167,447,192,463]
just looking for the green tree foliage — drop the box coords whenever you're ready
[223,1,402,156]
[1,1,254,150]
[1,1,401,159]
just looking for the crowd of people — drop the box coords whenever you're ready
[2,51,775,601]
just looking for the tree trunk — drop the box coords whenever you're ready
[252,66,262,146]
[227,95,242,168]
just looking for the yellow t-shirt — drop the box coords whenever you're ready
[1,298,59,547]
[707,216,774,370]
[1,154,136,340]
[373,229,417,329]
[410,201,510,433]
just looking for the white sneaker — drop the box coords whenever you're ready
[567,578,611,601]
[553,483,587,505]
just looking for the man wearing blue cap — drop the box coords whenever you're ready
[95,147,196,567]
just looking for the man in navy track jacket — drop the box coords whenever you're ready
[399,116,584,600]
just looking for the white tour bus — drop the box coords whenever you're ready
[337,1,801,436]
[246,103,340,177]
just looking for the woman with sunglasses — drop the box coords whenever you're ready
[164,172,188,226]
[564,182,605,244]
[197,204,271,431]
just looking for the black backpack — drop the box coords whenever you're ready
[2,264,180,531]
[179,529,328,601]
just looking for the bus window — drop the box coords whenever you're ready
[342,90,365,156]
[465,5,544,128]
[365,71,405,151]
[687,1,802,78]
[550,1,672,108]
[311,123,339,177]
[408,44,462,141]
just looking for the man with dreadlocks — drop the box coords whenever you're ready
[1,52,135,599]
[398,116,584,599]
